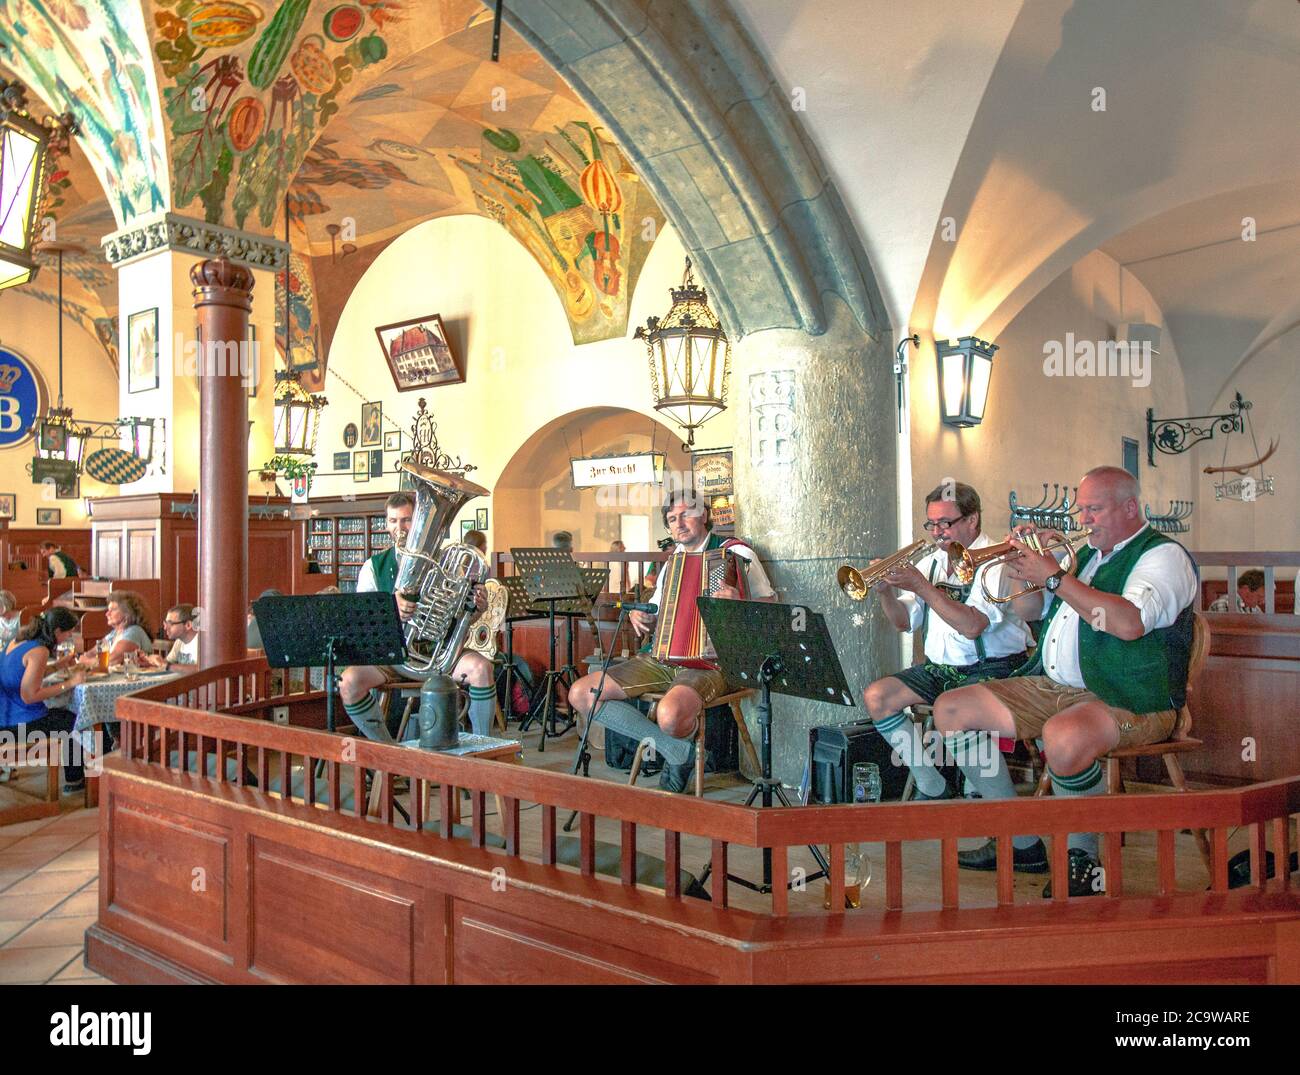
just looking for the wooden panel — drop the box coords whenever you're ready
[451,903,716,985]
[1184,656,1300,782]
[96,529,122,579]
[104,795,230,954]
[128,527,157,579]
[249,531,297,600]
[248,836,437,985]
[170,526,199,608]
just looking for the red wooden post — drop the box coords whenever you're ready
[191,258,252,667]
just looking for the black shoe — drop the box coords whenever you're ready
[62,778,86,795]
[909,781,956,801]
[958,838,1049,874]
[658,744,696,794]
[1042,848,1105,898]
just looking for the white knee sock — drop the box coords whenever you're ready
[874,711,945,797]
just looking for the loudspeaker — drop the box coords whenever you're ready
[809,720,908,803]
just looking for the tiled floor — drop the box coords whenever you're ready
[0,804,109,986]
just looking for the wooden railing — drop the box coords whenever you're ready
[115,659,1300,918]
[1192,551,1299,614]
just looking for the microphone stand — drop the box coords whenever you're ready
[562,601,642,833]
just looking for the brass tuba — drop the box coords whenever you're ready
[392,461,491,677]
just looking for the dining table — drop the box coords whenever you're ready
[45,667,181,733]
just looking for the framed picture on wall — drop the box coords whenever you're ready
[37,508,60,525]
[333,451,351,471]
[128,308,160,394]
[460,519,475,540]
[343,423,359,448]
[384,430,401,452]
[361,402,382,447]
[692,448,733,497]
[475,508,488,530]
[0,494,14,520]
[375,314,464,392]
[352,454,370,483]
[369,449,383,477]
[39,423,68,453]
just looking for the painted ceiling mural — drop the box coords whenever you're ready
[0,0,167,225]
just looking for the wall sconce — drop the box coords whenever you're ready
[936,336,997,428]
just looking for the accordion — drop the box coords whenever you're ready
[651,541,750,669]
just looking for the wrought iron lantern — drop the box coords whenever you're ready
[273,370,326,456]
[0,79,73,291]
[936,336,997,428]
[635,258,731,448]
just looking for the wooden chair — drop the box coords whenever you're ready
[627,688,759,797]
[1033,612,1212,873]
[0,733,63,826]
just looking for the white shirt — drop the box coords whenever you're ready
[166,634,200,665]
[896,532,1032,665]
[356,558,378,593]
[1037,525,1198,689]
[648,533,775,658]
[1208,593,1260,614]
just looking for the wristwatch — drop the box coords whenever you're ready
[1044,568,1067,593]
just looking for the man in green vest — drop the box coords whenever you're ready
[40,542,82,579]
[338,492,494,743]
[935,466,1198,897]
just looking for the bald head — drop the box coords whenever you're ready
[1077,466,1143,552]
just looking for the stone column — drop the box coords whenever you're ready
[732,298,900,785]
[191,258,253,666]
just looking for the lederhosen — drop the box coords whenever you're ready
[889,557,1027,704]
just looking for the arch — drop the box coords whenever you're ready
[493,406,692,555]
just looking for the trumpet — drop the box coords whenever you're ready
[837,539,945,601]
[948,528,1093,605]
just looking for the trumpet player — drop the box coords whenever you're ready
[935,467,1198,896]
[863,483,1036,835]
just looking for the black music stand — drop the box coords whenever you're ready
[253,593,407,734]
[511,548,584,751]
[695,597,854,895]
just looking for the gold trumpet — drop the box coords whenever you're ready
[948,528,1093,604]
[837,539,945,601]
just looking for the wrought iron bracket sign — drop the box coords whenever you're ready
[1213,475,1275,502]
[402,397,475,475]
[1147,392,1248,466]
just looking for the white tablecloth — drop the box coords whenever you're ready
[46,671,181,731]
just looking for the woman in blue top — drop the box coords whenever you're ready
[77,590,154,669]
[2,607,89,792]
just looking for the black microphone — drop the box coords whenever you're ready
[610,600,658,614]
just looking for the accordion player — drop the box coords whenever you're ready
[566,488,775,788]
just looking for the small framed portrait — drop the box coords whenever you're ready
[128,308,160,394]
[369,448,383,477]
[375,314,464,392]
[460,519,475,540]
[0,493,14,520]
[343,423,359,449]
[333,451,351,471]
[352,453,370,483]
[475,507,488,530]
[361,401,382,447]
[39,422,68,453]
[384,430,401,452]
[37,508,61,526]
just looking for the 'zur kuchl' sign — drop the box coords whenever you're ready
[0,347,48,450]
[570,452,666,488]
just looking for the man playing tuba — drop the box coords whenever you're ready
[339,492,497,742]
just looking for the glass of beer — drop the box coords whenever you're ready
[823,843,869,909]
[98,640,111,672]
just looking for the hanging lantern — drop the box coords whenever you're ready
[273,370,326,456]
[635,258,731,448]
[0,80,60,291]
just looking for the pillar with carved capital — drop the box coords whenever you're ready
[192,258,253,666]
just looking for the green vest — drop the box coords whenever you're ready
[367,546,399,593]
[1021,527,1195,713]
[49,551,79,578]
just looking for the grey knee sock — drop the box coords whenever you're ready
[592,699,693,767]
[874,711,945,797]
[945,730,1037,849]
[1050,762,1104,859]
[343,690,393,743]
[467,685,496,737]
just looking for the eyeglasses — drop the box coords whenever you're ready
[922,514,968,532]
[164,619,187,627]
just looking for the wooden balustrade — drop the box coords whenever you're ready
[113,660,1300,920]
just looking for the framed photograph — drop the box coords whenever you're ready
[369,448,383,477]
[343,423,358,449]
[475,507,488,530]
[352,453,370,483]
[0,494,13,519]
[374,314,464,392]
[361,402,382,447]
[460,519,475,540]
[384,430,401,452]
[36,507,61,526]
[39,422,68,453]
[128,308,160,394]
[333,451,351,471]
